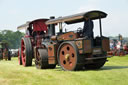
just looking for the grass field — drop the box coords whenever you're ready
[0,55,128,85]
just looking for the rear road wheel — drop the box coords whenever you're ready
[21,37,32,66]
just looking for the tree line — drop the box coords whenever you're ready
[0,30,24,49]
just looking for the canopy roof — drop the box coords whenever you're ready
[46,10,107,25]
[17,19,48,30]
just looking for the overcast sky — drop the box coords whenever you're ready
[0,0,128,37]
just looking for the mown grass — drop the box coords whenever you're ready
[0,55,128,85]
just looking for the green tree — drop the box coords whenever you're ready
[0,30,24,49]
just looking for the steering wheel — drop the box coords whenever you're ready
[77,27,83,37]
[77,27,83,33]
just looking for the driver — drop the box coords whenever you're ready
[83,17,94,38]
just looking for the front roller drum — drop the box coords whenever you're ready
[58,42,84,71]
[35,49,56,69]
[21,37,33,66]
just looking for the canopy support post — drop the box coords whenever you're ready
[99,14,102,37]
[59,22,62,34]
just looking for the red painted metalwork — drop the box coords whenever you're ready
[36,35,42,47]
[21,39,26,66]
[31,19,48,32]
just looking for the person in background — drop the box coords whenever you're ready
[116,41,121,50]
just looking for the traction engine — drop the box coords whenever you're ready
[18,10,110,71]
